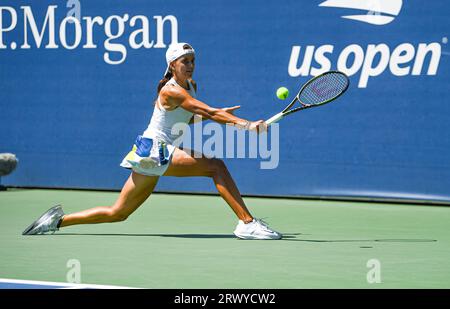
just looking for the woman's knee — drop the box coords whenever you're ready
[209,158,227,176]
[107,207,130,222]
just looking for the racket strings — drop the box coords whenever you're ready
[299,72,348,106]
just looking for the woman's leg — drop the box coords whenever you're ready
[163,148,254,223]
[60,172,159,227]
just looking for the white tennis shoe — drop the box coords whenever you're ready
[233,218,282,240]
[22,205,65,235]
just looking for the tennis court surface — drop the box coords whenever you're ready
[1,189,449,289]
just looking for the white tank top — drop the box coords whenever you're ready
[143,78,196,144]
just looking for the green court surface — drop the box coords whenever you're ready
[0,189,449,289]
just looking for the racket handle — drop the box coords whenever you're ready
[265,112,284,126]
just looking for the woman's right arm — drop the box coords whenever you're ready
[160,86,267,132]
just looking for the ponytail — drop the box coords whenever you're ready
[157,43,192,94]
[157,71,173,94]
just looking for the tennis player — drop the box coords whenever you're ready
[22,43,281,240]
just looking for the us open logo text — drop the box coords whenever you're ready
[288,0,443,88]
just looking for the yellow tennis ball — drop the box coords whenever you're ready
[276,87,289,100]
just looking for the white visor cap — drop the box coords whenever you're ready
[164,43,195,77]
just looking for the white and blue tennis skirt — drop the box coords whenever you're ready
[120,135,176,176]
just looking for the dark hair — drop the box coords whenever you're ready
[157,71,173,94]
[157,43,194,95]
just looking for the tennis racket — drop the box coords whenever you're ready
[265,71,349,125]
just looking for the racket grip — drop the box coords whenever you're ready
[265,112,284,126]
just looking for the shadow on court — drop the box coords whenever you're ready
[53,233,304,239]
[51,233,436,242]
[282,238,437,243]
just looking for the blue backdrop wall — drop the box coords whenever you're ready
[1,0,449,202]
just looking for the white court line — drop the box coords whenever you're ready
[0,278,139,289]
